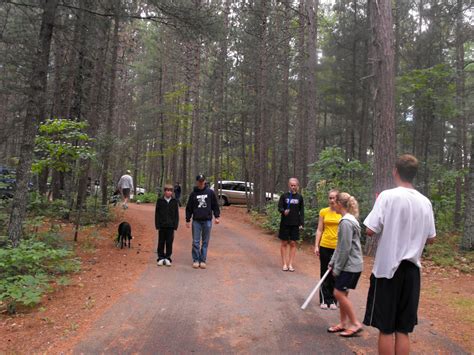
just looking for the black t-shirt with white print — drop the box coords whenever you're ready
[278,192,304,226]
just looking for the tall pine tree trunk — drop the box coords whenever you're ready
[365,0,396,256]
[305,0,318,173]
[369,0,396,194]
[461,136,474,251]
[101,3,120,207]
[8,0,59,246]
[454,0,466,229]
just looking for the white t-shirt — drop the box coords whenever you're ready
[118,174,134,190]
[364,186,436,279]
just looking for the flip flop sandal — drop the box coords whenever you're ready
[282,266,289,271]
[288,266,295,272]
[327,325,346,333]
[339,328,363,337]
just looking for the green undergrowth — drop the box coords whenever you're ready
[424,233,473,273]
[132,192,158,204]
[0,230,81,314]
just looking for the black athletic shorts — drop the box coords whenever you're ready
[335,271,361,291]
[363,260,420,334]
[122,188,131,198]
[278,225,300,241]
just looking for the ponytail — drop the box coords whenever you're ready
[337,192,360,218]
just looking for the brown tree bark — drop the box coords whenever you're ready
[8,0,59,246]
[369,0,396,194]
[295,0,307,182]
[305,0,319,170]
[101,2,120,207]
[276,0,291,191]
[454,0,466,229]
[364,0,396,256]
[461,136,474,251]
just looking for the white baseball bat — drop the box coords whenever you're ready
[301,268,332,310]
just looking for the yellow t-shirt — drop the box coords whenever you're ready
[319,207,342,249]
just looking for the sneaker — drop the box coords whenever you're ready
[320,303,328,310]
[199,262,207,269]
[329,303,338,310]
[157,259,164,266]
[192,261,200,269]
[164,259,172,267]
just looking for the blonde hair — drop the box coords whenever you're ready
[337,192,359,218]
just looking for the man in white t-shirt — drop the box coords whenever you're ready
[363,154,436,355]
[118,170,134,209]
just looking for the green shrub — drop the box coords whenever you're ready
[260,147,372,243]
[0,239,80,312]
[424,234,473,273]
[133,192,158,204]
[27,192,68,219]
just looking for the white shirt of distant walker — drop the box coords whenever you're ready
[364,169,436,279]
[186,178,220,229]
[118,174,133,189]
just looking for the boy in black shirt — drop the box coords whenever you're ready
[155,184,180,266]
[278,178,304,272]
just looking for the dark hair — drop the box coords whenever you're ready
[396,154,418,182]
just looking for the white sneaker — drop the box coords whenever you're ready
[164,259,172,267]
[199,262,207,269]
[329,303,338,310]
[157,259,164,266]
[320,303,328,310]
[193,262,200,269]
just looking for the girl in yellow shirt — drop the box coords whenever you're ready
[314,189,342,309]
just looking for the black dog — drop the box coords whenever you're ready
[117,221,132,249]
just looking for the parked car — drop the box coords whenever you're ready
[0,166,15,199]
[210,180,279,206]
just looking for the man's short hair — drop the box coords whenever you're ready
[396,154,418,182]
[164,184,173,191]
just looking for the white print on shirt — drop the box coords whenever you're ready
[285,198,300,205]
[197,195,208,208]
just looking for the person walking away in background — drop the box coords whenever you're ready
[118,170,133,209]
[174,182,182,206]
[314,189,341,310]
[155,184,179,267]
[186,174,220,269]
[278,178,304,272]
[327,192,364,337]
[363,154,436,355]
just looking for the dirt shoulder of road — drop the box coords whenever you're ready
[238,206,473,353]
[0,205,156,353]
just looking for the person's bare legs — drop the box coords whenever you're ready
[280,241,289,268]
[378,333,395,355]
[395,332,409,355]
[334,289,361,331]
[288,241,297,268]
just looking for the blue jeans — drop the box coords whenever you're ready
[192,220,212,262]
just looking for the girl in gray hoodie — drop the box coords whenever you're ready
[327,192,364,337]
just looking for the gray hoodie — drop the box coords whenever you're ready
[329,213,363,276]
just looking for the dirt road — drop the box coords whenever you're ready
[74,204,467,354]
